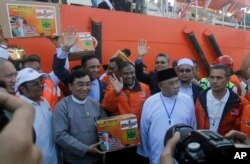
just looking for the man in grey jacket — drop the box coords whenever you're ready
[53,70,107,164]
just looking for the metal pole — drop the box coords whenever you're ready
[195,0,198,22]
[244,10,246,30]
[166,0,169,17]
[161,0,163,15]
[173,0,176,19]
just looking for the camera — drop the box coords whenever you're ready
[164,124,236,164]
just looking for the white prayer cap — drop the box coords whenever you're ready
[177,58,193,67]
[17,68,46,87]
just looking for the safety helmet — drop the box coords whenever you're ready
[214,55,233,69]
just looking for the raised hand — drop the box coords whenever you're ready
[137,39,149,60]
[87,141,104,155]
[109,73,123,96]
[61,26,78,51]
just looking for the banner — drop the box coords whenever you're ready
[0,1,60,38]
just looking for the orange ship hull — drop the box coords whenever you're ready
[8,4,250,77]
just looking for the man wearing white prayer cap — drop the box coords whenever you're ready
[176,58,202,102]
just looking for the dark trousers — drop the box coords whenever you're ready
[103,146,149,164]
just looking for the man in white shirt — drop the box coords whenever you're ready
[137,68,196,164]
[16,68,58,164]
[176,58,202,102]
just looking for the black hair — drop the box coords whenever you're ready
[71,65,82,71]
[156,53,169,62]
[118,61,134,71]
[122,48,131,58]
[81,54,99,67]
[172,60,178,67]
[18,82,28,95]
[67,70,89,84]
[210,64,231,78]
[109,57,124,66]
[23,54,41,64]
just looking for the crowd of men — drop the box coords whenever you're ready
[0,26,250,164]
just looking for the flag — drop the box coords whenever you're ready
[179,0,196,19]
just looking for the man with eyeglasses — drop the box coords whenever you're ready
[17,67,58,164]
[22,54,67,110]
[176,58,202,102]
[53,70,107,164]
[135,39,169,94]
[137,67,196,164]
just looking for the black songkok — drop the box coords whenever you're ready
[157,68,177,83]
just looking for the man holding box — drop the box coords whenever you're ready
[53,70,107,164]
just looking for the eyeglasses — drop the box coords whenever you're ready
[26,80,44,87]
[177,69,192,73]
[155,61,167,64]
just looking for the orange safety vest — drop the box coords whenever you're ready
[43,78,61,111]
[230,74,242,95]
[101,75,110,86]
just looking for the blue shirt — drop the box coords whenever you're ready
[89,79,101,102]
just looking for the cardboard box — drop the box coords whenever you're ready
[113,50,134,65]
[96,114,140,152]
[68,32,96,61]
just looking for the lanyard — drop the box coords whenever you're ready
[211,97,223,126]
[160,94,177,125]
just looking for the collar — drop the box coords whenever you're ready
[71,95,86,104]
[92,79,99,85]
[128,81,135,89]
[208,89,229,103]
[124,80,141,91]
[161,92,177,100]
[180,82,192,89]
[20,95,44,105]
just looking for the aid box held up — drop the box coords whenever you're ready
[96,114,140,152]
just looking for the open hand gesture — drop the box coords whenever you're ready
[137,39,149,60]
[109,74,123,96]
[61,26,78,51]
